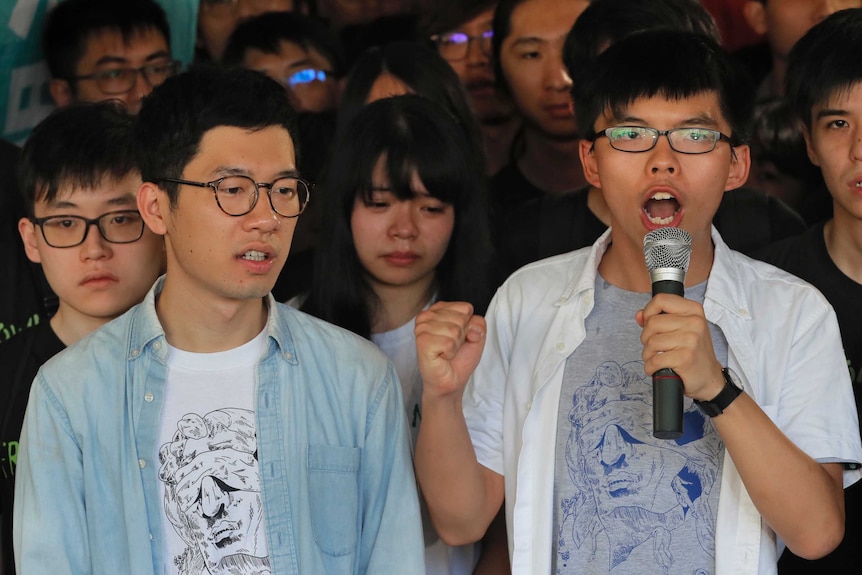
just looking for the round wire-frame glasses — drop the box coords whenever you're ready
[158,175,311,217]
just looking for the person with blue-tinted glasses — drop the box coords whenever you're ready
[223,11,344,113]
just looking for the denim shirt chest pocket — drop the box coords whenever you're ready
[307,444,361,556]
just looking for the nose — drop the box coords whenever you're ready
[388,202,418,239]
[599,425,629,472]
[545,49,573,92]
[648,133,679,175]
[850,127,862,162]
[80,222,111,261]
[199,476,229,519]
[465,36,488,66]
[243,186,281,232]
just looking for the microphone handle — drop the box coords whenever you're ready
[652,278,684,439]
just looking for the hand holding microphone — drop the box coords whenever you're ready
[643,227,692,439]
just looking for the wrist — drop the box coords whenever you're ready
[694,368,743,417]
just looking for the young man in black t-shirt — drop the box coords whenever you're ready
[756,10,862,574]
[0,103,164,575]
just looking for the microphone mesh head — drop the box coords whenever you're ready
[643,227,692,272]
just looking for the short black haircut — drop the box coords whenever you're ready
[19,102,138,216]
[574,30,754,146]
[222,11,346,77]
[420,0,498,37]
[135,65,298,205]
[785,8,862,131]
[563,0,720,101]
[43,0,170,81]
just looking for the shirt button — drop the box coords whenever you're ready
[525,402,532,411]
[556,342,566,353]
[131,349,140,357]
[144,392,154,403]
[153,341,162,351]
[138,459,147,469]
[284,352,292,360]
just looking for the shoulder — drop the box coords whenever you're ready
[272,302,390,372]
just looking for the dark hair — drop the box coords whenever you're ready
[751,98,821,184]
[574,30,754,146]
[490,0,523,95]
[337,41,482,151]
[785,9,862,130]
[135,65,298,205]
[301,95,494,338]
[420,0,498,37]
[43,0,170,81]
[563,0,720,101]
[222,11,346,77]
[18,102,137,216]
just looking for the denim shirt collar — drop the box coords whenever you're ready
[129,275,299,365]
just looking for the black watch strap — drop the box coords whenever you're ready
[694,368,743,417]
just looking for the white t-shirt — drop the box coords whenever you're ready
[373,316,479,575]
[155,329,271,575]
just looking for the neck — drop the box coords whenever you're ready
[517,125,586,194]
[599,227,715,293]
[369,276,435,334]
[480,115,522,176]
[155,278,268,352]
[49,306,115,347]
[587,186,612,226]
[823,213,862,284]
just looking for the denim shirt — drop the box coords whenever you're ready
[14,278,425,574]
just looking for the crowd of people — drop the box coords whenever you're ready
[2,1,862,574]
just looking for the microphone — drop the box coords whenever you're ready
[643,227,692,440]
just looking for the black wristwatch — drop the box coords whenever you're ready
[694,368,743,417]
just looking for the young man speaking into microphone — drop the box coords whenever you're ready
[413,30,862,575]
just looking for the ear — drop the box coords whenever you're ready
[138,181,169,236]
[48,79,75,107]
[725,145,751,191]
[18,217,42,264]
[742,1,768,36]
[579,139,602,189]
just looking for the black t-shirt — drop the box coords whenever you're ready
[490,162,808,279]
[0,139,55,346]
[0,322,65,575]
[756,222,862,574]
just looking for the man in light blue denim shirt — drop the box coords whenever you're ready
[13,65,425,575]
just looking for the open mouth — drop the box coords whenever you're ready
[643,191,681,225]
[241,250,268,262]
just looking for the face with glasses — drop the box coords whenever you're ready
[579,92,750,248]
[434,7,516,124]
[241,40,339,113]
[138,125,301,305]
[50,27,173,114]
[18,173,165,326]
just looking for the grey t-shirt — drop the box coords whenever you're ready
[552,275,728,574]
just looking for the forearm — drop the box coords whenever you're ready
[712,393,845,558]
[414,393,504,545]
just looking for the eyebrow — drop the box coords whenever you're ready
[214,166,301,179]
[614,113,721,129]
[93,50,171,67]
[47,194,136,210]
[815,108,848,119]
[510,37,546,49]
